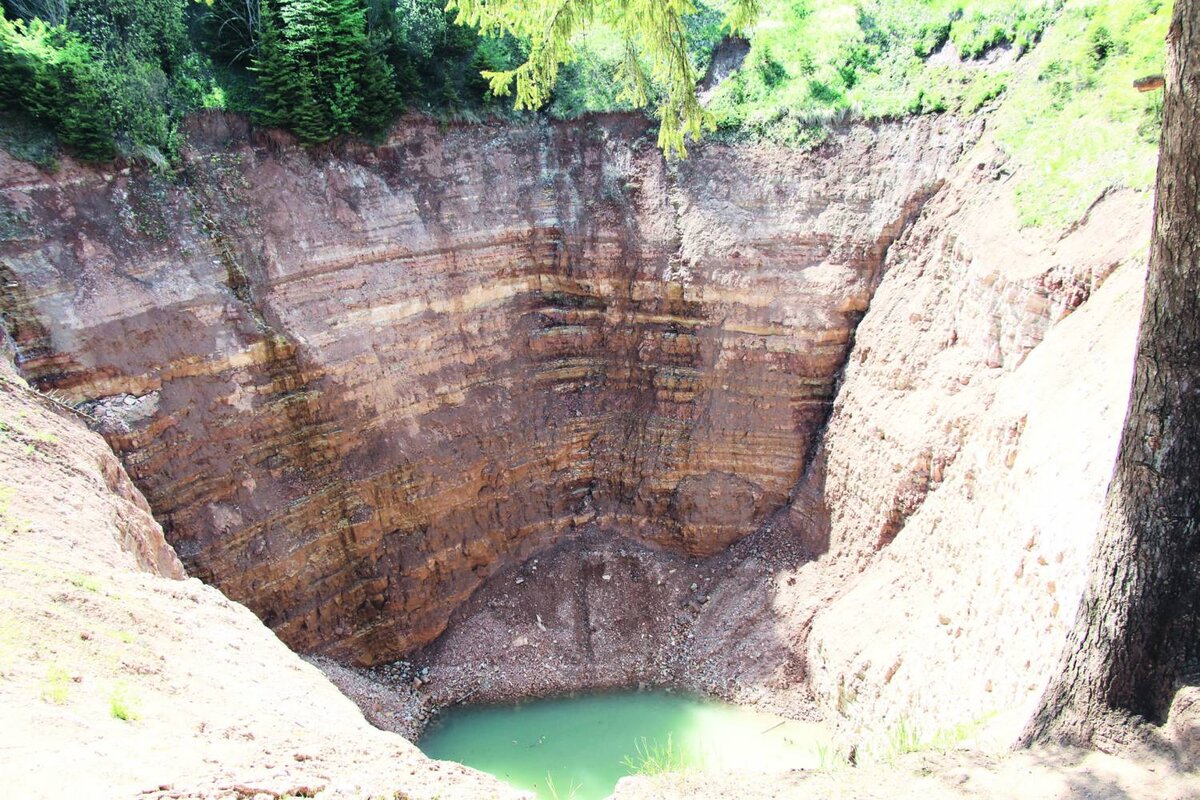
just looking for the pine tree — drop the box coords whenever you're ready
[1023,0,1200,746]
[249,0,296,129]
[320,0,367,135]
[354,33,400,138]
[0,13,115,161]
[52,38,116,160]
[446,0,760,156]
[251,0,398,144]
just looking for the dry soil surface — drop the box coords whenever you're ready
[0,357,524,800]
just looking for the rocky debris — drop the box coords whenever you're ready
[307,656,426,740]
[78,391,160,434]
[309,524,822,738]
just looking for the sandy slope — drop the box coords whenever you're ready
[0,355,524,799]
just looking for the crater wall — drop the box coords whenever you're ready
[0,113,969,664]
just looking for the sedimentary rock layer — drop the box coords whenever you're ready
[0,113,968,664]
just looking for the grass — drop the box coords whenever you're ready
[109,681,140,721]
[553,0,1065,142]
[990,0,1170,226]
[883,715,925,761]
[870,710,999,763]
[809,711,995,770]
[814,739,851,771]
[620,734,705,775]
[41,664,72,705]
[67,573,103,593]
[544,774,582,800]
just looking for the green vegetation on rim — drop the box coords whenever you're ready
[552,0,1168,224]
[990,0,1170,226]
[0,0,1171,227]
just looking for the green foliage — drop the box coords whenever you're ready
[0,12,115,160]
[448,0,760,156]
[862,711,999,762]
[196,0,261,67]
[814,740,850,771]
[883,715,924,760]
[950,0,1062,58]
[544,0,746,126]
[1,0,222,164]
[67,572,101,592]
[0,0,1172,181]
[375,0,523,114]
[251,0,399,144]
[694,0,1062,135]
[0,109,58,168]
[990,0,1171,225]
[961,72,1007,112]
[65,0,200,159]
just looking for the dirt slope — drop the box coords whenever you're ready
[0,354,523,799]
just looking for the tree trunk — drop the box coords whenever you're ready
[1023,0,1200,745]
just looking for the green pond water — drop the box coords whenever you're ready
[418,690,828,800]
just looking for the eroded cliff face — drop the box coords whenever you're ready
[796,151,1152,743]
[0,112,969,665]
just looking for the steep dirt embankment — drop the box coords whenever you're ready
[661,135,1155,745]
[0,354,520,799]
[0,112,968,666]
[794,141,1153,744]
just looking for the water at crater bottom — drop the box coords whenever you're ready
[418,689,828,800]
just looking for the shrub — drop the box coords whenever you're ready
[0,13,115,160]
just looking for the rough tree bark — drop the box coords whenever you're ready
[1022,0,1200,745]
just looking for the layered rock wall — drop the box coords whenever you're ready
[0,113,969,664]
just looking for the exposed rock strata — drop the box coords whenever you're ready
[0,112,969,665]
[1,110,1156,754]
